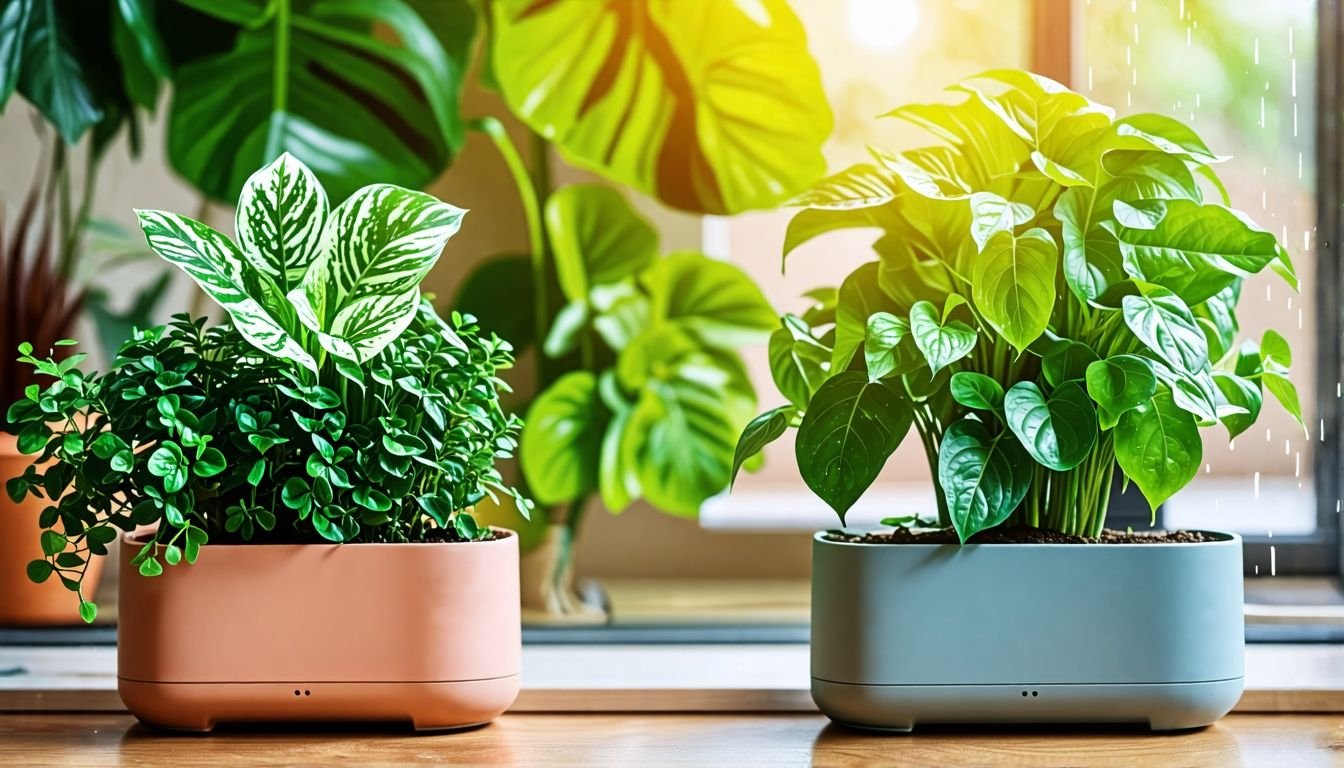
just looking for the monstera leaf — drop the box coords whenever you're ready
[490,0,832,214]
[168,0,473,202]
[138,153,462,370]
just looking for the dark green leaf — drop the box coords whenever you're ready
[1004,381,1097,471]
[1085,354,1158,430]
[1114,389,1201,510]
[939,417,1032,543]
[949,372,1005,412]
[730,407,793,487]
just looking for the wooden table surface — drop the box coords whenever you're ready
[1,713,1340,767]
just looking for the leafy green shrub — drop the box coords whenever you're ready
[5,154,529,621]
[733,69,1299,543]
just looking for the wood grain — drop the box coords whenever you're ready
[1,713,1341,767]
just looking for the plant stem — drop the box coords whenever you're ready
[468,117,549,372]
[271,0,291,148]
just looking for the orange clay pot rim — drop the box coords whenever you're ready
[122,526,516,550]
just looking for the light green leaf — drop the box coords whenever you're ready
[1192,283,1240,363]
[790,163,899,210]
[833,262,897,371]
[782,207,881,267]
[1149,360,1221,426]
[769,315,829,409]
[491,0,832,214]
[546,184,658,302]
[1114,389,1201,510]
[949,372,1005,413]
[1055,187,1126,305]
[290,184,465,362]
[135,209,317,372]
[1004,381,1097,471]
[795,372,911,522]
[909,300,976,375]
[1264,371,1306,433]
[1112,113,1225,164]
[1121,287,1207,375]
[1213,372,1261,440]
[863,311,914,382]
[1085,355,1157,430]
[971,228,1057,351]
[543,300,589,358]
[520,372,606,506]
[939,417,1032,543]
[643,252,777,347]
[1261,329,1292,371]
[235,152,331,292]
[731,407,794,487]
[598,405,640,515]
[968,191,1034,252]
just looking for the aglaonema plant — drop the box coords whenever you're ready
[732,69,1301,543]
[5,153,530,621]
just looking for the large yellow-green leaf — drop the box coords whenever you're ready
[971,228,1057,351]
[545,184,657,302]
[490,0,832,215]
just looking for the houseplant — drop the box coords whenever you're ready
[455,0,832,614]
[7,153,530,731]
[733,70,1299,731]
[0,0,176,624]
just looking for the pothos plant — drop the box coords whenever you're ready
[732,69,1301,543]
[450,0,832,611]
[6,153,529,621]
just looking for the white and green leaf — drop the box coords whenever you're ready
[235,152,330,292]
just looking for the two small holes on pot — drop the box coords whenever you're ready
[293,689,311,697]
[1021,690,1038,697]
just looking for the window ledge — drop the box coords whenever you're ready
[2,644,1342,714]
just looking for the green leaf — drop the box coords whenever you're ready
[598,407,639,515]
[90,432,128,460]
[184,527,207,564]
[1150,361,1220,426]
[1108,199,1279,305]
[972,228,1057,352]
[520,372,605,506]
[782,206,881,267]
[78,601,97,624]
[968,191,1034,252]
[1055,187,1126,304]
[731,407,793,487]
[135,209,317,372]
[642,252,777,347]
[1264,371,1306,433]
[1041,340,1099,387]
[453,512,483,541]
[546,184,657,302]
[1192,283,1240,362]
[938,418,1032,543]
[491,0,832,214]
[452,255,535,353]
[1213,372,1261,441]
[147,442,188,494]
[1261,329,1292,371]
[908,301,976,375]
[794,373,911,521]
[1085,355,1158,429]
[1112,113,1224,164]
[163,545,182,566]
[26,559,52,584]
[15,0,101,144]
[40,530,64,556]
[290,184,465,363]
[1004,381,1098,471]
[169,0,474,202]
[5,477,27,504]
[139,557,164,577]
[1121,287,1208,375]
[767,315,828,409]
[833,262,897,371]
[1114,389,1201,510]
[949,372,1005,412]
[194,447,227,478]
[863,312,917,382]
[234,153,330,293]
[0,0,32,106]
[112,0,168,110]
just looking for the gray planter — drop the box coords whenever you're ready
[811,531,1244,732]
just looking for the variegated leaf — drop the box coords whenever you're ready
[290,185,465,362]
[136,209,318,373]
[235,152,330,292]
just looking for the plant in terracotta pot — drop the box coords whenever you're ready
[454,0,833,616]
[7,154,530,731]
[732,70,1299,731]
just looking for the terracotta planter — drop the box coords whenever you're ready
[117,529,520,732]
[0,433,105,626]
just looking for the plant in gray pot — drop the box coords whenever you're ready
[732,69,1301,732]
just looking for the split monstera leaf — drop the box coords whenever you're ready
[137,152,464,375]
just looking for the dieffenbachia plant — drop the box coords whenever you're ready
[137,152,463,375]
[732,69,1300,542]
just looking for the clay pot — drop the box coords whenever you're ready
[117,529,521,732]
[0,432,105,626]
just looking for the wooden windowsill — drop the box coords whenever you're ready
[3,643,1344,715]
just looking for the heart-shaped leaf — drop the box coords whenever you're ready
[13,0,100,143]
[642,252,776,347]
[833,262,898,371]
[909,300,976,375]
[939,417,1032,543]
[730,407,794,487]
[863,312,918,382]
[1085,355,1157,429]
[1114,389,1201,510]
[794,373,911,521]
[972,228,1057,351]
[491,0,832,214]
[949,372,1005,413]
[1212,372,1261,440]
[968,191,1034,252]
[520,372,606,506]
[769,315,829,409]
[1121,287,1207,375]
[1004,381,1097,471]
[1055,187,1126,304]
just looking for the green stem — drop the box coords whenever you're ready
[272,0,290,124]
[468,117,549,369]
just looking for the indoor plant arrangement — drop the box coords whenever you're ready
[733,69,1299,731]
[455,0,832,614]
[6,153,529,731]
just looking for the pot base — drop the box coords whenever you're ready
[119,676,520,733]
[812,677,1244,732]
